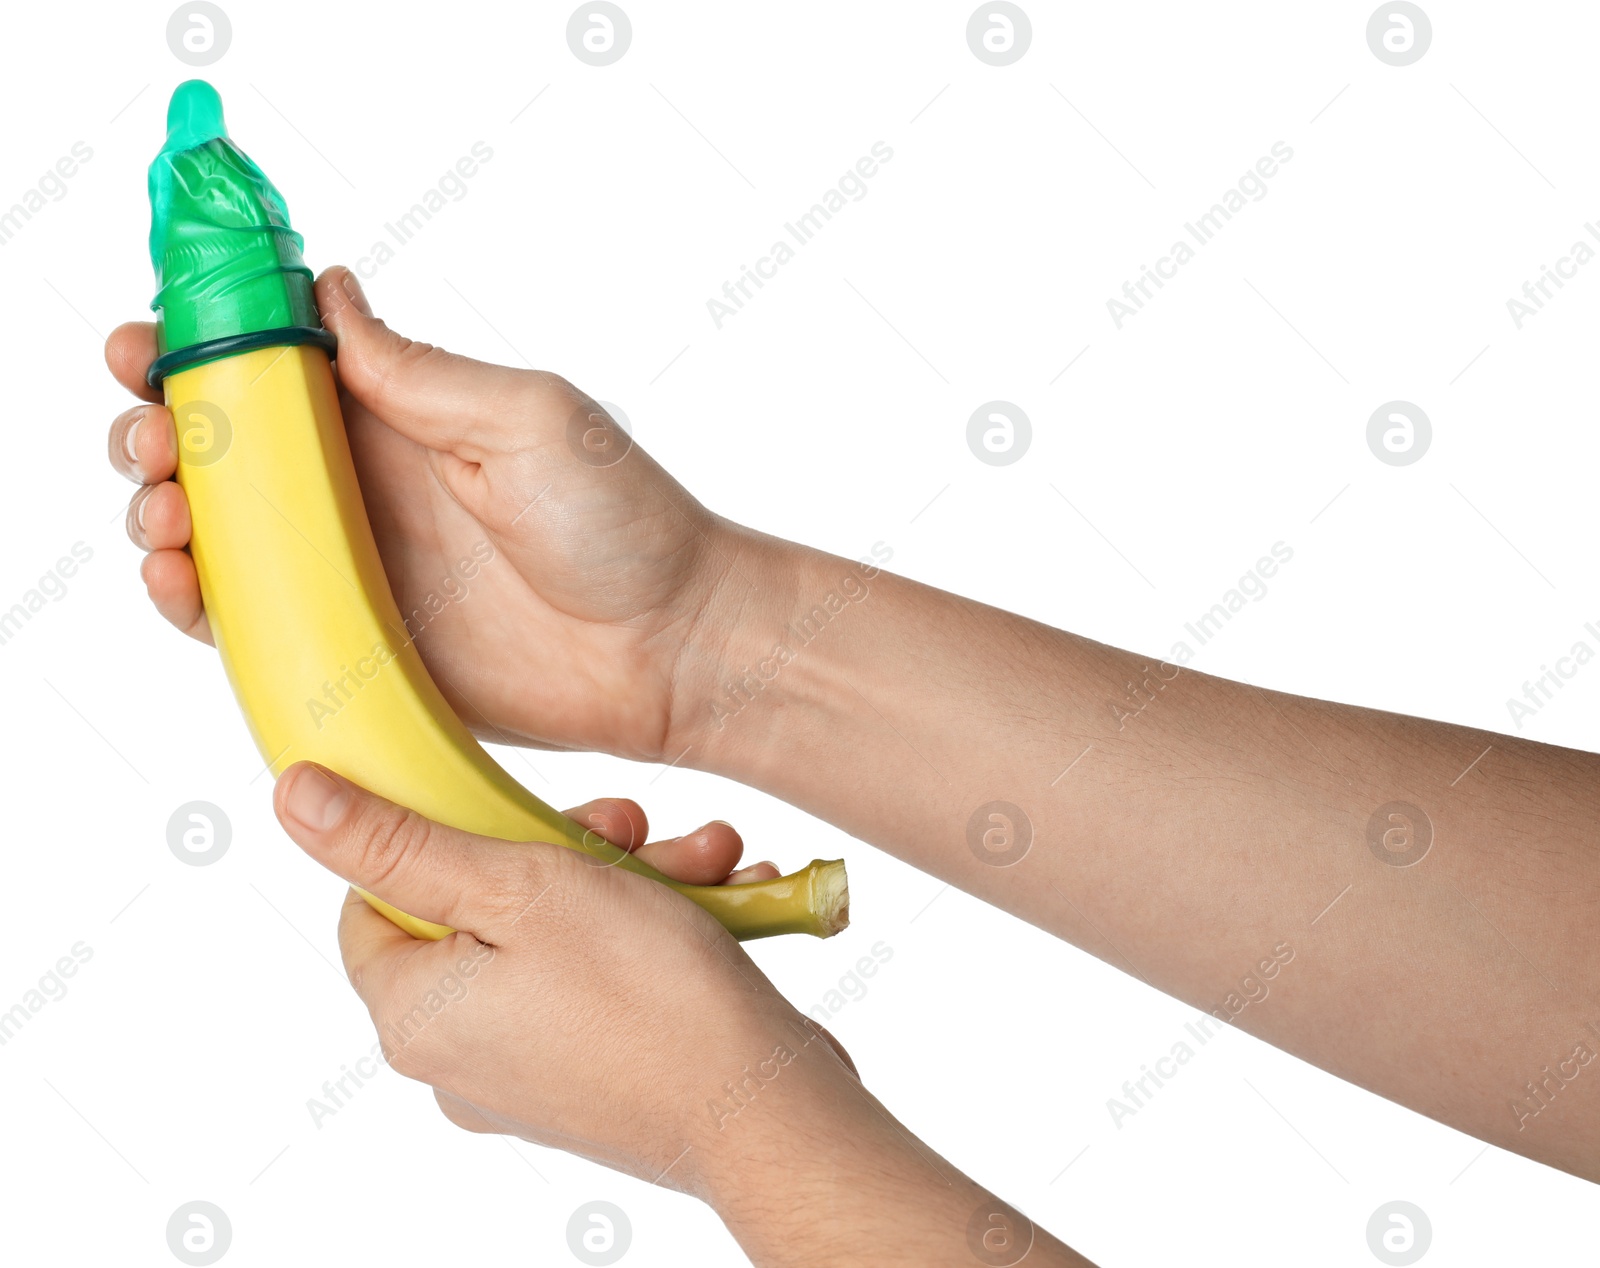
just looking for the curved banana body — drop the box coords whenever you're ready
[166,343,847,940]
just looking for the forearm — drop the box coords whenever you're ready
[677,525,1600,1180]
[703,1064,1092,1267]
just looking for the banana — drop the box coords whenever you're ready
[146,81,847,941]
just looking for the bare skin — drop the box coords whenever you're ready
[697,546,1600,1181]
[109,264,1597,1259]
[274,763,1090,1267]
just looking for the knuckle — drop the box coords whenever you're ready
[353,804,433,895]
[522,371,584,426]
[365,331,440,409]
[591,799,644,849]
[476,852,552,930]
[543,845,614,920]
[531,369,577,403]
[477,845,579,935]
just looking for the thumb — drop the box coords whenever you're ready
[314,265,548,456]
[274,762,540,934]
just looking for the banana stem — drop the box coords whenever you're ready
[666,858,850,941]
[571,827,849,940]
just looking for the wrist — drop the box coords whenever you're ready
[698,1066,1040,1268]
[673,1006,861,1199]
[665,522,887,783]
[693,1056,892,1246]
[663,520,816,770]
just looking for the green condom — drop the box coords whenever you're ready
[147,79,330,383]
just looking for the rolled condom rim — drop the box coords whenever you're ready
[146,325,338,388]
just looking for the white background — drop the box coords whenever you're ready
[2,1,1598,1264]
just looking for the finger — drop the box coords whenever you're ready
[125,482,191,553]
[314,266,551,454]
[566,800,764,884]
[139,550,213,644]
[568,795,775,885]
[275,762,543,934]
[562,797,648,852]
[631,820,755,886]
[109,404,178,485]
[337,886,420,996]
[723,861,781,885]
[105,322,163,403]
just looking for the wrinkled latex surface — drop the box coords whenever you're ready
[148,80,319,353]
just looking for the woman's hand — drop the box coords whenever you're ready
[272,764,1091,1266]
[272,762,853,1191]
[106,265,748,764]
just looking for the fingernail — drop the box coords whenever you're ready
[285,765,349,830]
[710,820,734,830]
[123,413,142,468]
[132,489,149,533]
[341,269,373,318]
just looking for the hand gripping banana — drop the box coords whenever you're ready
[145,81,847,941]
